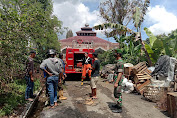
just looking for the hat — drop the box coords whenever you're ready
[92,52,98,57]
[115,49,122,54]
[48,49,56,55]
[30,50,36,54]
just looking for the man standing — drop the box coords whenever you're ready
[112,49,124,113]
[90,52,100,99]
[40,49,62,108]
[81,52,92,85]
[58,53,67,100]
[25,50,36,101]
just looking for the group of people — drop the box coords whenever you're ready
[25,49,67,108]
[24,48,124,113]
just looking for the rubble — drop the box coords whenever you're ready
[100,64,115,79]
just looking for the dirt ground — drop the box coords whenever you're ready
[35,78,170,118]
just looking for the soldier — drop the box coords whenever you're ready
[40,49,63,108]
[25,50,36,101]
[81,52,92,85]
[112,49,124,113]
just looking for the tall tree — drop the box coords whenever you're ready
[95,0,152,66]
[0,0,63,86]
[66,29,73,38]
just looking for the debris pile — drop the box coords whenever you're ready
[100,64,115,79]
[100,55,177,116]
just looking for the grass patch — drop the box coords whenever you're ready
[0,78,40,117]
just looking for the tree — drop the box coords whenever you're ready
[66,29,73,38]
[0,0,63,89]
[94,0,152,66]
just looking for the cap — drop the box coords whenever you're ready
[30,50,36,54]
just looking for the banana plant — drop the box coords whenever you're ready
[161,29,177,58]
[94,0,152,66]
[144,27,177,64]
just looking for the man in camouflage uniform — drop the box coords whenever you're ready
[112,49,124,113]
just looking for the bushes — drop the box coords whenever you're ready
[0,78,40,116]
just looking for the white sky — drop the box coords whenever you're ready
[52,0,177,40]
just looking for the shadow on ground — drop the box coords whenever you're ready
[65,73,90,81]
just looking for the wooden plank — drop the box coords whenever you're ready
[136,64,146,72]
[137,77,151,80]
[175,75,177,92]
[134,76,139,84]
[136,80,151,95]
[139,67,148,73]
[136,75,151,77]
[132,62,146,74]
[136,73,150,76]
[167,92,177,118]
[145,69,152,75]
[137,80,151,90]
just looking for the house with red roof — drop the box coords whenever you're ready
[60,24,119,53]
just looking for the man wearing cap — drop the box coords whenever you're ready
[25,50,36,101]
[40,49,63,108]
[112,49,124,113]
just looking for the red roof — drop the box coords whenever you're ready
[60,36,114,44]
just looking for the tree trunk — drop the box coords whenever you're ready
[139,34,152,66]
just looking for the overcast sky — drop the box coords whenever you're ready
[52,0,177,42]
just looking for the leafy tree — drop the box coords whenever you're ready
[98,50,116,66]
[0,0,62,91]
[66,29,73,38]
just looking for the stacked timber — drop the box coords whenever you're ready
[132,62,152,94]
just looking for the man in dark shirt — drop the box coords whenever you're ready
[81,52,92,85]
[25,50,36,101]
[90,52,100,99]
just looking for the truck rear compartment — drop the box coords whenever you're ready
[74,53,85,72]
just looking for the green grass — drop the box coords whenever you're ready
[0,78,40,117]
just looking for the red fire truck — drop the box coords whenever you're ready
[65,40,95,74]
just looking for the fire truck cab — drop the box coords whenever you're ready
[65,40,95,74]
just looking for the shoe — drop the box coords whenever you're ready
[112,104,119,108]
[59,96,67,100]
[81,82,83,86]
[112,108,122,113]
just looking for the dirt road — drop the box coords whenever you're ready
[38,79,169,118]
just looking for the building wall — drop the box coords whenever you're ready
[60,42,119,53]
